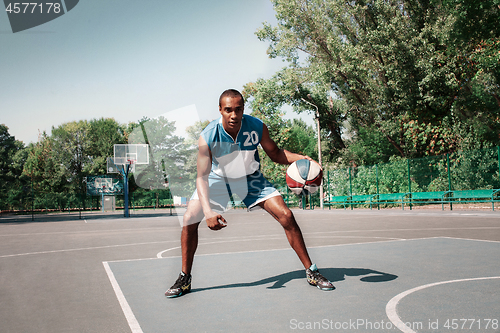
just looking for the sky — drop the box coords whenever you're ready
[0,0,315,144]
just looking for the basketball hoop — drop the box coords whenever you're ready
[126,159,136,174]
[85,175,123,196]
[112,144,149,218]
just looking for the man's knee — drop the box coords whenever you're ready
[182,210,201,229]
[182,220,200,238]
[277,207,297,229]
[182,200,203,227]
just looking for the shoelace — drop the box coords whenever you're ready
[309,270,326,282]
[172,275,189,288]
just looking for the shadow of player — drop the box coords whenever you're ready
[191,268,397,293]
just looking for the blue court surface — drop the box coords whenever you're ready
[105,237,500,333]
[2,208,500,333]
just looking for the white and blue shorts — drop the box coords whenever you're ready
[191,170,281,212]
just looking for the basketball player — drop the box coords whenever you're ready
[165,89,334,297]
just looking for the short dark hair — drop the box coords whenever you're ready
[219,89,244,107]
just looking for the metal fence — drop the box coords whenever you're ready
[0,188,175,216]
[325,146,500,198]
[4,147,499,216]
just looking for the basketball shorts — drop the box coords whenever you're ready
[191,170,281,212]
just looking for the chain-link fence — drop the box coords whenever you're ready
[325,146,500,199]
[1,187,176,216]
[5,147,499,216]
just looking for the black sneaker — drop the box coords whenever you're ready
[165,272,192,298]
[306,264,335,291]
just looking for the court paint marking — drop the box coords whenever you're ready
[111,237,463,263]
[155,235,404,258]
[3,225,497,259]
[0,232,400,259]
[439,236,500,243]
[109,238,413,333]
[308,235,402,240]
[386,276,500,333]
[156,236,287,258]
[105,238,498,333]
[0,226,179,237]
[303,226,500,234]
[103,262,144,333]
[0,240,179,258]
[105,238,410,264]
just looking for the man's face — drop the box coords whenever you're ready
[219,96,244,134]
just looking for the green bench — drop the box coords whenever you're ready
[406,191,451,210]
[324,195,351,210]
[347,194,377,210]
[448,189,500,210]
[323,190,500,211]
[373,193,408,210]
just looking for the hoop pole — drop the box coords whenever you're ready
[124,164,130,217]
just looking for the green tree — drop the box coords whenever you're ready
[23,133,68,209]
[243,83,293,186]
[244,71,346,163]
[0,125,26,210]
[286,119,318,160]
[249,0,500,166]
[183,120,210,191]
[86,118,127,175]
[51,121,91,196]
[128,116,196,197]
[441,0,500,150]
[185,120,210,147]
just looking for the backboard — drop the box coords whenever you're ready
[113,144,149,166]
[107,157,120,174]
[107,157,136,174]
[86,175,124,196]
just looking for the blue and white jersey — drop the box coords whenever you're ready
[200,114,264,179]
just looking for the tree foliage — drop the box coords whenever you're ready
[129,116,196,197]
[0,125,26,209]
[23,133,68,200]
[242,84,324,184]
[247,0,500,166]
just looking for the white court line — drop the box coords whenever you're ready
[147,236,482,262]
[386,276,500,333]
[152,236,475,262]
[439,236,500,243]
[105,237,499,333]
[305,226,500,234]
[156,237,285,258]
[155,235,405,258]
[0,240,179,258]
[0,226,178,237]
[0,233,401,259]
[103,262,143,333]
[105,238,410,263]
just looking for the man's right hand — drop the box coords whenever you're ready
[205,211,227,231]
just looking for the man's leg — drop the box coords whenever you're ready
[258,195,312,269]
[181,199,204,274]
[258,195,335,291]
[165,199,204,298]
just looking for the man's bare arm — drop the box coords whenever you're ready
[259,123,317,166]
[196,136,227,230]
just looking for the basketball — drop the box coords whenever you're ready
[286,159,323,195]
